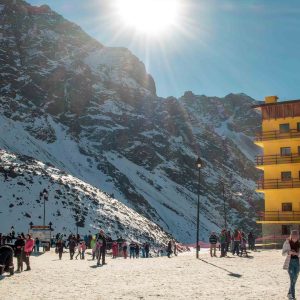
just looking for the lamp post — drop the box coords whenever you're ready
[40,189,49,227]
[196,157,202,259]
[220,180,227,230]
[49,222,53,242]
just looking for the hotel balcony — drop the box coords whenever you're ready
[256,154,300,166]
[255,129,300,143]
[257,211,300,224]
[257,178,300,190]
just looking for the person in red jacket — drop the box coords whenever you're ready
[112,241,118,259]
[23,234,34,271]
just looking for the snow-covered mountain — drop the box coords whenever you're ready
[0,149,171,245]
[0,0,262,242]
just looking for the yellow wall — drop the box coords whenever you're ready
[260,116,300,213]
[264,190,300,211]
[262,118,300,132]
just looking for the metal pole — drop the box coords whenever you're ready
[43,195,46,227]
[222,182,227,229]
[196,167,200,259]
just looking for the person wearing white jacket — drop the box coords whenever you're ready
[282,230,300,300]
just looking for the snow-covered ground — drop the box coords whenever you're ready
[0,249,294,299]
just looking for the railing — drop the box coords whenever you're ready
[258,211,300,222]
[255,129,300,142]
[256,153,300,165]
[257,178,300,189]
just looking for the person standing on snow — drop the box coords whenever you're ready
[232,229,241,256]
[97,230,107,266]
[144,242,150,258]
[90,236,96,260]
[122,241,128,259]
[14,235,25,272]
[35,237,40,253]
[283,230,300,300]
[219,229,227,257]
[167,240,173,258]
[23,234,34,271]
[55,239,65,260]
[135,243,140,258]
[68,236,76,260]
[129,241,136,259]
[112,241,118,259]
[209,232,218,257]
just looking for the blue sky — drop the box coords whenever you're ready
[27,0,300,100]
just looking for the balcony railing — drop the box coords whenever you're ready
[258,211,300,222]
[257,178,300,189]
[255,129,300,142]
[256,154,300,166]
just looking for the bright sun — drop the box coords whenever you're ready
[114,0,181,36]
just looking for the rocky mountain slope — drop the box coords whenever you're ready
[0,0,262,242]
[0,149,171,245]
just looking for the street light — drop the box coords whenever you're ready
[196,157,202,259]
[220,179,227,230]
[40,189,49,227]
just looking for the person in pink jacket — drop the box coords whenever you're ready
[112,241,118,258]
[23,234,34,271]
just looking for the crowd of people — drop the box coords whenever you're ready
[53,230,160,265]
[208,229,256,258]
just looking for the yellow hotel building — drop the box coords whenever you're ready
[254,96,300,237]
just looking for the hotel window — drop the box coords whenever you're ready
[282,203,293,212]
[282,225,292,235]
[279,123,290,132]
[280,147,291,156]
[281,171,292,181]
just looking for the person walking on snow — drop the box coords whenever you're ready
[282,230,300,300]
[209,232,218,257]
[76,242,82,260]
[81,241,86,259]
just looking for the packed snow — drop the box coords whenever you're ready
[0,249,295,299]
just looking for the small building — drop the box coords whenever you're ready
[254,96,300,237]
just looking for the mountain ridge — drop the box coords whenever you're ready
[0,0,262,242]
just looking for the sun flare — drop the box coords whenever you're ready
[114,0,181,36]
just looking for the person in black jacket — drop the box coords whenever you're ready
[97,230,107,266]
[68,237,76,260]
[56,239,65,260]
[209,232,218,257]
[167,240,173,258]
[0,245,14,275]
[144,242,150,258]
[14,235,25,272]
